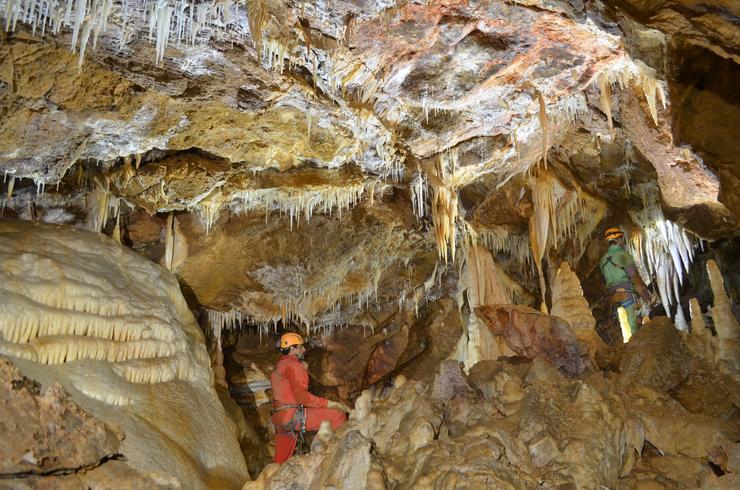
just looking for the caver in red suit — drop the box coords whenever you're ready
[270,352,347,463]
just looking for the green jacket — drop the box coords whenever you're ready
[599,244,635,290]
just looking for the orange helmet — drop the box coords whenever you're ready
[604,227,624,241]
[279,332,304,349]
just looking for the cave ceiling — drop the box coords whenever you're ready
[0,0,738,329]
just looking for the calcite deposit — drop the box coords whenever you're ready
[0,220,249,489]
[0,0,738,487]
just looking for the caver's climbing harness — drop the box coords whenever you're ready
[272,403,309,455]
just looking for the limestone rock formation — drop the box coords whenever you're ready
[0,220,248,488]
[0,357,120,477]
[475,304,589,377]
[244,323,740,488]
[0,0,738,486]
[0,356,181,489]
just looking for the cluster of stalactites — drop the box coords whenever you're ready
[231,180,368,229]
[0,0,246,66]
[87,177,123,237]
[198,268,385,338]
[192,180,370,233]
[528,169,606,312]
[198,261,442,338]
[456,240,520,371]
[0,292,195,389]
[258,34,405,181]
[593,58,667,129]
[397,262,444,319]
[474,225,532,270]
[425,149,471,264]
[628,183,699,326]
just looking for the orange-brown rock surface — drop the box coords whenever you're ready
[475,304,590,376]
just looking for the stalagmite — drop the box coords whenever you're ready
[689,297,716,362]
[112,212,121,243]
[706,260,740,374]
[551,262,605,362]
[689,298,706,334]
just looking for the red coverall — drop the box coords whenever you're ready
[270,355,347,463]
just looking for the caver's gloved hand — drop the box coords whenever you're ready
[327,400,352,413]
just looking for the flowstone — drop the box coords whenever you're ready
[0,220,249,489]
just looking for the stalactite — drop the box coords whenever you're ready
[411,172,428,219]
[88,178,111,232]
[536,90,548,168]
[164,211,175,270]
[529,172,551,313]
[674,304,688,332]
[6,175,14,200]
[196,185,225,233]
[246,0,268,56]
[597,71,613,130]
